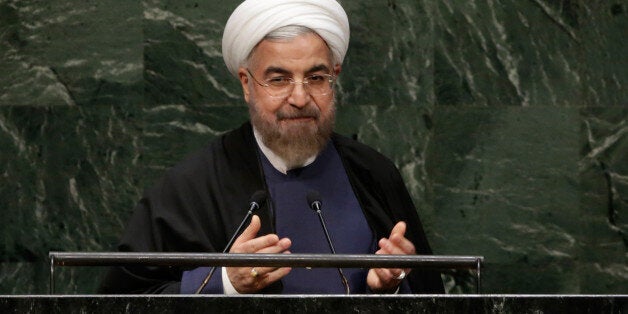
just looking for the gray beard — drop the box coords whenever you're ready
[250,101,335,169]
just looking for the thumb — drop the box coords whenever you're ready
[233,215,261,246]
[389,221,407,239]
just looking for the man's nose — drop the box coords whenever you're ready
[287,82,310,108]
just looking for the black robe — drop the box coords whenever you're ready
[99,122,444,294]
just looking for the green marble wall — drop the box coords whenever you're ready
[0,0,625,294]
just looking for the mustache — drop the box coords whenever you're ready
[276,105,320,120]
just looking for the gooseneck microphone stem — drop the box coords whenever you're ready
[314,207,351,294]
[195,190,267,294]
[313,206,336,254]
[307,190,351,295]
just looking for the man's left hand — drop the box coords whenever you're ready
[366,221,415,292]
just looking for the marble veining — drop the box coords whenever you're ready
[0,0,625,294]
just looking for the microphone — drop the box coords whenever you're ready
[195,190,267,294]
[306,190,351,294]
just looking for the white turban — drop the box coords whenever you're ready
[222,0,350,77]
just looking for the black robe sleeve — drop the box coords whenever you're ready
[333,134,445,293]
[99,123,280,294]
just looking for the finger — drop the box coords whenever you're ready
[255,237,291,254]
[366,268,381,288]
[251,266,292,283]
[373,267,391,281]
[236,233,281,253]
[229,264,289,294]
[374,222,407,255]
[377,238,391,254]
[233,215,262,246]
[386,222,416,254]
[370,259,406,281]
[262,266,292,281]
[389,221,407,238]
[388,222,410,250]
[247,240,292,275]
[379,237,408,255]
[239,261,292,292]
[368,266,408,292]
[379,237,415,255]
[388,235,416,255]
[367,267,393,290]
[376,266,406,281]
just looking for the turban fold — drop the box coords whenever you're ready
[222,0,350,76]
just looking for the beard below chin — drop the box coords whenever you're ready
[251,107,334,169]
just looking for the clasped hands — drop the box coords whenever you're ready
[226,215,414,294]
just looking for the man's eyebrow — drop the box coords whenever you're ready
[307,64,331,73]
[264,67,290,76]
[263,64,331,76]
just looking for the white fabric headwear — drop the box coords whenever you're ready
[222,0,350,77]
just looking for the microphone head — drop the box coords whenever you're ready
[249,190,268,211]
[306,190,322,211]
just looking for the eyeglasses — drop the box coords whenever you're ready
[247,69,335,99]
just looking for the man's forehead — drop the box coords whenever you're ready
[250,34,334,72]
[255,32,329,52]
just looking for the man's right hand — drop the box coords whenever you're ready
[226,215,292,293]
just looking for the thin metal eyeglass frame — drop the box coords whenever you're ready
[246,69,335,98]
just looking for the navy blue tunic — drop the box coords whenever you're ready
[180,143,375,294]
[261,142,375,294]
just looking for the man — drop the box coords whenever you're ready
[100,0,444,294]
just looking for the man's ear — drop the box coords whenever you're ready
[238,67,251,103]
[333,64,342,76]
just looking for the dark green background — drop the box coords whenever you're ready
[0,0,626,294]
